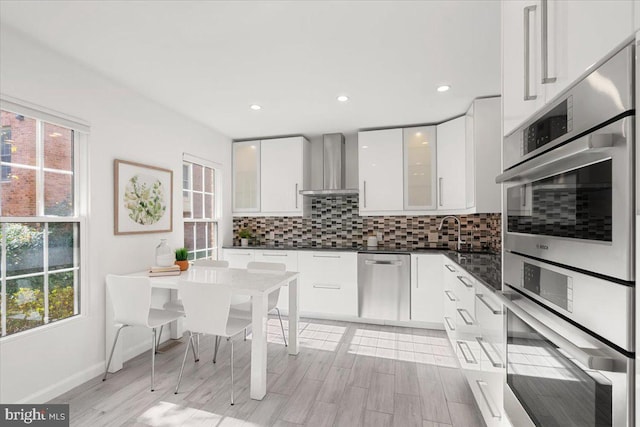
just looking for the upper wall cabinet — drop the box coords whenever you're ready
[404,126,437,210]
[233,140,261,212]
[502,0,634,136]
[436,117,467,210]
[260,137,310,215]
[358,128,404,213]
[232,136,310,216]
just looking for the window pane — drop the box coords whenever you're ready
[204,194,213,219]
[49,271,76,322]
[192,164,203,192]
[205,167,214,193]
[195,250,207,259]
[209,223,217,251]
[1,126,12,181]
[183,191,192,218]
[182,163,191,191]
[193,192,203,219]
[5,222,44,276]
[0,110,37,166]
[1,166,37,216]
[184,222,195,253]
[49,223,77,271]
[44,172,73,216]
[44,123,73,171]
[6,275,44,336]
[196,222,207,250]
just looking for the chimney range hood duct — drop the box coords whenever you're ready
[299,133,359,196]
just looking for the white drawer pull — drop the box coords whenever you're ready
[476,294,502,314]
[457,308,474,325]
[476,380,501,419]
[313,254,341,259]
[456,276,473,288]
[261,253,287,257]
[313,284,341,290]
[476,337,503,368]
[444,290,457,302]
[456,341,477,365]
[444,316,455,331]
[445,264,457,272]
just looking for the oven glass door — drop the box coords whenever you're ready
[507,309,614,427]
[507,159,612,242]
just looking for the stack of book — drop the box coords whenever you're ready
[148,265,181,277]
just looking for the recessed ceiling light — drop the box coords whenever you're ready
[422,141,428,145]
[337,95,349,102]
[437,85,451,92]
[362,145,368,149]
[416,132,422,136]
[250,104,261,110]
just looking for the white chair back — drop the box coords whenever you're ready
[106,275,152,327]
[193,259,229,268]
[247,262,286,310]
[180,280,233,337]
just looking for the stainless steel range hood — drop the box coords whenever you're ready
[299,133,359,196]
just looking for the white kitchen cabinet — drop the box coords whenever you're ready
[436,116,466,210]
[358,128,404,214]
[232,141,260,212]
[410,253,443,324]
[260,137,310,215]
[403,126,437,210]
[222,248,255,269]
[254,250,299,310]
[298,251,358,316]
[503,0,634,136]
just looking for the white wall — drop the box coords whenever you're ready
[0,26,233,403]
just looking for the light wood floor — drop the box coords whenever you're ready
[50,318,485,427]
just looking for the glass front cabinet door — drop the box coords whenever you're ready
[403,126,437,210]
[233,140,260,212]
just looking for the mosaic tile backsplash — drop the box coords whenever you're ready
[233,195,502,252]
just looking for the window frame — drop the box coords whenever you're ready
[0,98,89,340]
[1,125,12,181]
[182,153,221,261]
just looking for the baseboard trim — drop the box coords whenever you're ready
[17,361,105,404]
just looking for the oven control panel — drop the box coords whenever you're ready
[522,262,573,313]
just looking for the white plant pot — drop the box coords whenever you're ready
[241,238,249,247]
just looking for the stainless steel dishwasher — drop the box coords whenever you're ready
[357,253,410,321]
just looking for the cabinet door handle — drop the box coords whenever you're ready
[523,5,537,101]
[313,284,341,290]
[457,308,475,325]
[364,260,402,266]
[476,380,501,419]
[295,183,299,209]
[456,276,473,288]
[444,316,455,331]
[476,294,502,314]
[444,264,456,272]
[363,180,367,208]
[444,290,457,302]
[231,253,252,256]
[416,261,419,289]
[456,341,477,364]
[541,0,556,84]
[438,177,443,206]
[312,254,341,259]
[476,337,504,368]
[261,253,286,257]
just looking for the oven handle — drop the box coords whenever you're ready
[495,133,613,183]
[499,291,617,372]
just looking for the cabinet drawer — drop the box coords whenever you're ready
[222,249,255,269]
[254,251,298,309]
[468,371,503,427]
[303,282,357,316]
[299,251,357,316]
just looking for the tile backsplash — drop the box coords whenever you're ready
[233,195,501,252]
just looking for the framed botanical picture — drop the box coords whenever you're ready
[114,159,173,235]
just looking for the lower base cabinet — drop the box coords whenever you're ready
[253,250,298,310]
[410,254,444,323]
[298,251,358,316]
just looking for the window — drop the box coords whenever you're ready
[0,106,85,337]
[182,156,219,260]
[1,125,12,181]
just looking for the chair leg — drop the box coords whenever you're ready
[213,336,220,363]
[151,328,157,392]
[190,333,199,362]
[156,325,164,353]
[197,334,200,361]
[230,338,234,405]
[175,332,193,394]
[276,307,287,347]
[244,328,247,341]
[103,324,128,381]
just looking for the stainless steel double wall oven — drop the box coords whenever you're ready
[498,38,636,427]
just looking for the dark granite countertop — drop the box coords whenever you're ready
[223,244,502,293]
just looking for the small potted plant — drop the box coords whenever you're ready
[238,228,252,247]
[175,247,189,271]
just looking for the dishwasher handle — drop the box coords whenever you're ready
[364,260,403,266]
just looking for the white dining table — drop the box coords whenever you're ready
[104,266,300,400]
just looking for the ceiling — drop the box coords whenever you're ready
[0,1,501,139]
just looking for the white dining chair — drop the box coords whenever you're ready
[232,261,288,346]
[159,259,230,348]
[174,280,252,405]
[103,274,184,391]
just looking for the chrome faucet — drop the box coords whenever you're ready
[437,215,465,251]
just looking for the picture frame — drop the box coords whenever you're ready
[114,159,173,235]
